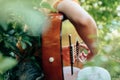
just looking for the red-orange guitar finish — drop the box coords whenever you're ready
[42,13,64,80]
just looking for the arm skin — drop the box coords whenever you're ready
[56,0,98,60]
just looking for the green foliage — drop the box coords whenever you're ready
[0,0,120,80]
[79,0,120,79]
[0,54,17,80]
[0,54,17,74]
[40,1,56,12]
[80,0,120,25]
[0,0,48,36]
[0,0,49,79]
[0,0,48,55]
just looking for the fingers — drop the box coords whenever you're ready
[79,43,89,50]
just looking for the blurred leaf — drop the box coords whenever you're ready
[20,41,27,50]
[0,54,17,74]
[40,2,56,12]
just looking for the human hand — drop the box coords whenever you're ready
[74,43,92,63]
[62,43,93,65]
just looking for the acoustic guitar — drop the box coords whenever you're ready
[41,13,85,80]
[41,13,64,80]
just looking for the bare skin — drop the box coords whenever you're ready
[54,0,98,80]
[55,0,98,60]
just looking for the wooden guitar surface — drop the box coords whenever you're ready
[42,13,64,80]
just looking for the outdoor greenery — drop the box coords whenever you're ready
[0,0,48,79]
[79,0,120,80]
[0,0,120,80]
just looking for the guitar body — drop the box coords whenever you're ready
[41,13,64,80]
[41,13,84,80]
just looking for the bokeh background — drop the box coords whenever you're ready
[0,0,120,80]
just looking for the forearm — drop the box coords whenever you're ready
[56,0,98,60]
[56,0,90,24]
[74,18,98,60]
